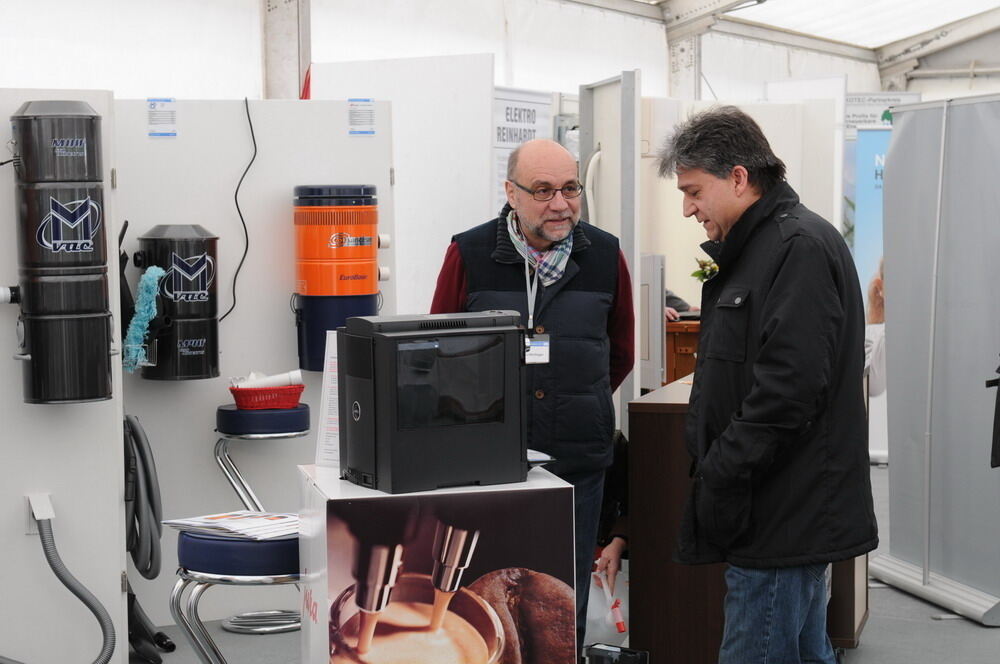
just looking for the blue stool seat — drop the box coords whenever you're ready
[178,531,299,576]
[171,532,302,662]
[216,404,310,436]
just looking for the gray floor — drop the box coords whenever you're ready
[132,466,1000,663]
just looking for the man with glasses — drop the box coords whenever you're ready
[431,138,634,657]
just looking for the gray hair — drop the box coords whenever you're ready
[657,105,786,193]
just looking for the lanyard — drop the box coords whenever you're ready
[523,254,539,331]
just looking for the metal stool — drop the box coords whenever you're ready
[170,532,300,663]
[211,404,309,634]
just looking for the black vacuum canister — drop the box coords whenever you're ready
[134,224,219,380]
[10,100,112,403]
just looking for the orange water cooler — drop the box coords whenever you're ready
[293,185,381,371]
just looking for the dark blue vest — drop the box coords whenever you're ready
[453,216,620,476]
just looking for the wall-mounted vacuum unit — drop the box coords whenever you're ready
[292,185,383,371]
[133,224,219,380]
[4,100,113,404]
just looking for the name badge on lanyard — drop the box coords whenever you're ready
[525,334,550,364]
[524,256,550,365]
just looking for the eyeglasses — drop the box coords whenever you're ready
[510,180,584,202]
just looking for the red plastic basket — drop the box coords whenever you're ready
[229,384,305,410]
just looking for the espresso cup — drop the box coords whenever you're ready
[329,572,504,664]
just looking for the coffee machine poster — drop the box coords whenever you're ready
[327,487,575,664]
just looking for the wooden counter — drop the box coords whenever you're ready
[628,377,727,663]
[627,378,868,662]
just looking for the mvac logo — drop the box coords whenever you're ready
[160,252,215,302]
[36,196,102,253]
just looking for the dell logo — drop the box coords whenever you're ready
[352,401,361,422]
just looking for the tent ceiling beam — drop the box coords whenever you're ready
[877,8,1000,74]
[661,0,759,37]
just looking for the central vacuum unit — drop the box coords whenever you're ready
[5,100,113,403]
[292,185,381,371]
[133,224,219,380]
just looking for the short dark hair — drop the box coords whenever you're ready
[657,105,786,193]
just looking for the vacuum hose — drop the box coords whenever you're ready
[125,414,162,578]
[124,414,174,661]
[0,519,116,664]
[38,519,116,663]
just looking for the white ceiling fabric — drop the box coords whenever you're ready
[726,0,1000,48]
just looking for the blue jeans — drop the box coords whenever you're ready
[719,564,836,664]
[559,469,605,658]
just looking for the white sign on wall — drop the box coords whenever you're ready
[492,87,553,214]
[845,92,920,139]
[348,98,376,136]
[147,97,177,137]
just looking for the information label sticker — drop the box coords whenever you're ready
[525,334,550,364]
[348,98,376,136]
[147,98,177,138]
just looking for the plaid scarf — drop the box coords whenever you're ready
[506,210,573,287]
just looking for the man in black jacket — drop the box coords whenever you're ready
[658,107,877,664]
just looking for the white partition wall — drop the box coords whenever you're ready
[873,95,1000,625]
[580,71,642,426]
[766,76,846,230]
[0,88,127,664]
[311,55,494,315]
[640,98,838,312]
[113,99,395,625]
[309,0,669,97]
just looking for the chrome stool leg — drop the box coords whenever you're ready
[170,569,301,662]
[188,582,228,664]
[170,576,217,664]
[222,609,301,633]
[212,435,301,634]
[214,437,264,512]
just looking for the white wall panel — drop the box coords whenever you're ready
[114,99,395,625]
[700,32,880,102]
[311,55,494,316]
[640,99,836,309]
[311,0,668,97]
[0,88,127,664]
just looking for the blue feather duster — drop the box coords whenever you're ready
[123,266,166,373]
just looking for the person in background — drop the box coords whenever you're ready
[865,257,886,397]
[657,106,878,664]
[430,138,635,656]
[664,288,691,322]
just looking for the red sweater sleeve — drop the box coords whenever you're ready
[429,242,467,314]
[609,250,635,392]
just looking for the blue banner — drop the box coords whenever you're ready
[854,127,891,311]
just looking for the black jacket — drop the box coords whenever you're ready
[451,213,623,476]
[676,182,878,568]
